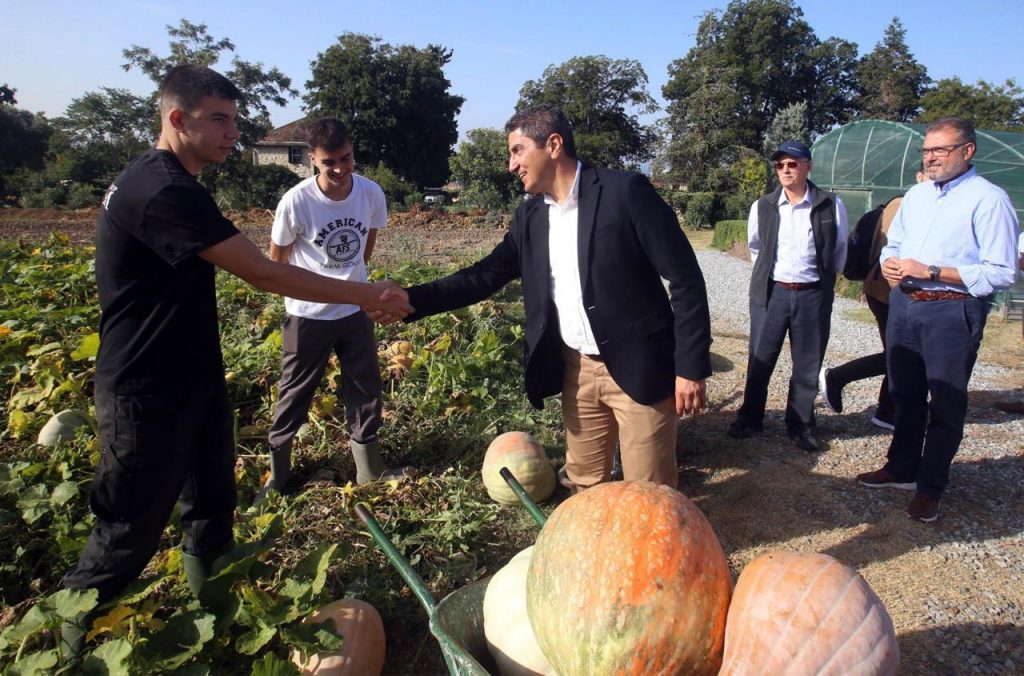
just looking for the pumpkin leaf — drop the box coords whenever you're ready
[235,622,277,655]
[71,332,100,361]
[137,609,215,671]
[280,540,335,598]
[12,648,59,674]
[17,484,51,524]
[249,652,300,676]
[50,480,78,507]
[51,587,99,619]
[81,637,132,674]
[6,409,32,437]
[86,605,134,641]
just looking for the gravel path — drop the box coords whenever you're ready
[692,249,1024,675]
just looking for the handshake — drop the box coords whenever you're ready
[361,280,414,325]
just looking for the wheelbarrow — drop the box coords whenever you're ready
[354,467,548,676]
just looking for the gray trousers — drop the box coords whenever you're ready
[268,312,382,449]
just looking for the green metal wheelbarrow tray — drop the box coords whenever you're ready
[354,467,548,676]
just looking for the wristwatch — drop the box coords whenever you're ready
[928,265,941,281]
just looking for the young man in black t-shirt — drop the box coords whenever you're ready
[61,65,412,654]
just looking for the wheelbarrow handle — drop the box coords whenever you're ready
[354,503,438,613]
[499,467,547,528]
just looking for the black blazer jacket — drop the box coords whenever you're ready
[406,165,712,409]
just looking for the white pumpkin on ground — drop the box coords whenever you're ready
[37,409,89,446]
[482,546,555,675]
[481,431,555,505]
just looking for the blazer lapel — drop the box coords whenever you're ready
[577,166,600,295]
[524,197,551,297]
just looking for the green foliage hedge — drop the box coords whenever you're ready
[712,220,748,251]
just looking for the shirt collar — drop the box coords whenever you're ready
[933,165,976,194]
[777,186,810,207]
[543,161,583,208]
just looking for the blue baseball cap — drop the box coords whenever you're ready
[771,140,812,161]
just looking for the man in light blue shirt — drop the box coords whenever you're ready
[857,117,1019,523]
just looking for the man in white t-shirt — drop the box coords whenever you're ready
[259,117,405,500]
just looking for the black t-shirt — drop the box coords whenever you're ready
[94,149,239,392]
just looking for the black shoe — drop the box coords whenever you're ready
[788,429,820,453]
[819,367,842,414]
[727,420,763,439]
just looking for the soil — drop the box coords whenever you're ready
[3,207,1021,674]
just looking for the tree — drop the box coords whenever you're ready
[762,101,811,156]
[48,88,155,186]
[515,56,658,169]
[122,19,297,147]
[0,86,50,198]
[663,0,858,167]
[854,17,930,121]
[449,128,520,209]
[917,78,1024,131]
[304,33,464,188]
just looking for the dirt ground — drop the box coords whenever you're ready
[3,207,1022,674]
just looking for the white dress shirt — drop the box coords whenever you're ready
[747,187,848,282]
[547,161,600,355]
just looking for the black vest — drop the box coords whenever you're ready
[750,181,838,308]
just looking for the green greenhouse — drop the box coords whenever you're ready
[811,120,1024,317]
[811,119,1024,223]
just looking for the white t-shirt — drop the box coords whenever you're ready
[271,174,387,319]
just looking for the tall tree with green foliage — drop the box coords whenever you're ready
[449,128,520,209]
[48,88,154,186]
[854,17,930,121]
[917,78,1024,131]
[0,84,51,198]
[762,101,811,156]
[664,0,858,162]
[304,33,464,188]
[515,55,658,169]
[122,19,297,147]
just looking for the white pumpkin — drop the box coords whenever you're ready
[483,546,555,676]
[37,409,89,446]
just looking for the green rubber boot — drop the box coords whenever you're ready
[182,552,214,597]
[350,439,410,484]
[253,444,292,504]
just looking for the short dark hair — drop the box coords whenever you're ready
[925,116,977,145]
[504,103,577,159]
[159,65,242,115]
[305,117,352,152]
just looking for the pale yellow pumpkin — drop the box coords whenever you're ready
[482,546,555,676]
[481,431,555,505]
[290,599,386,675]
[720,551,899,676]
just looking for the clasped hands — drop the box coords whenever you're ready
[881,257,928,286]
[362,281,413,325]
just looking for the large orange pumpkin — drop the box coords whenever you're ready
[481,431,555,505]
[526,481,732,675]
[719,551,899,676]
[290,599,386,675]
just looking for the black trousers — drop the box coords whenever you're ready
[827,295,893,417]
[884,289,988,498]
[737,285,833,433]
[63,381,236,603]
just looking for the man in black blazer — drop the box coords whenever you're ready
[399,104,711,490]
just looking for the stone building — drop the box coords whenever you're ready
[252,118,313,178]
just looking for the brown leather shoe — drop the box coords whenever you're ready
[994,399,1024,415]
[907,493,940,523]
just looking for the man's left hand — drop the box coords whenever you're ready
[675,376,706,416]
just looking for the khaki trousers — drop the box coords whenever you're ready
[560,346,678,490]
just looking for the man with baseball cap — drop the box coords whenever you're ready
[727,140,848,452]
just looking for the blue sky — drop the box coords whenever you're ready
[3,0,1021,142]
